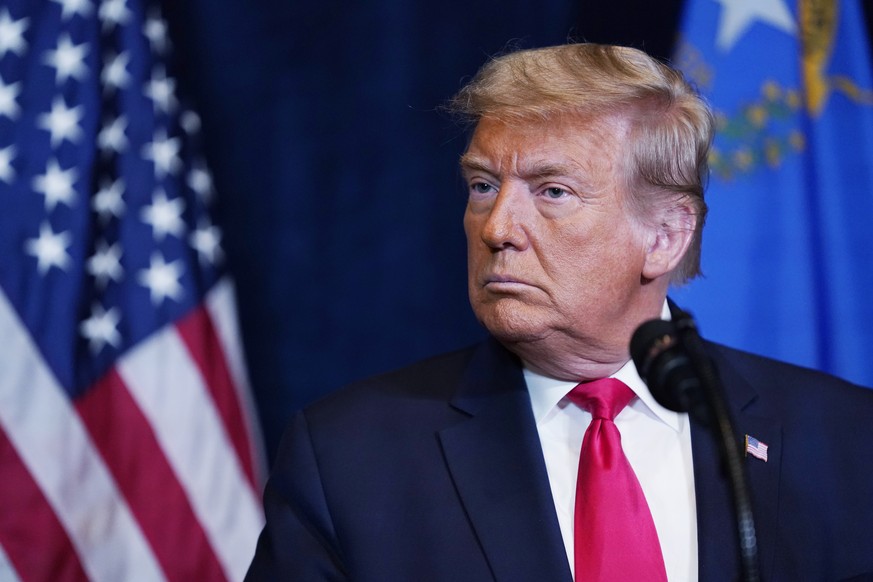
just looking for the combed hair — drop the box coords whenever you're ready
[447,43,714,284]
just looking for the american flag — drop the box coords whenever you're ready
[0,0,265,580]
[745,435,769,463]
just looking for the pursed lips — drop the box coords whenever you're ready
[482,274,535,290]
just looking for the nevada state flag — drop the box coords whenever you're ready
[673,0,873,388]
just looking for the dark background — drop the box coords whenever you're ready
[162,1,873,463]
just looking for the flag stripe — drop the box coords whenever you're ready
[0,3,266,577]
[0,540,24,582]
[117,324,264,582]
[205,279,267,488]
[176,301,258,490]
[0,290,165,581]
[74,368,227,581]
[0,427,86,582]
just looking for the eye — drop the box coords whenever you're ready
[469,181,496,196]
[543,187,569,199]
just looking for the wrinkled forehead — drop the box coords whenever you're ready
[460,113,632,179]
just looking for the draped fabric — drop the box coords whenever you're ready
[673,0,873,388]
[0,0,264,579]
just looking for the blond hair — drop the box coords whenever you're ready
[448,43,714,284]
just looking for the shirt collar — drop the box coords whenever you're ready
[524,300,682,431]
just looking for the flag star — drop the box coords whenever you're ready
[87,240,124,288]
[51,0,93,20]
[92,178,126,224]
[180,110,201,134]
[0,75,22,119]
[187,162,214,203]
[190,220,223,266]
[32,158,78,211]
[141,188,185,241]
[143,66,177,114]
[25,222,72,274]
[0,145,15,183]
[79,303,122,354]
[98,115,128,153]
[142,129,182,178]
[144,10,170,54]
[98,0,131,30]
[0,9,29,57]
[101,51,131,93]
[43,33,89,84]
[137,252,184,305]
[715,0,796,52]
[38,96,84,147]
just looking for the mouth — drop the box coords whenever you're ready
[482,274,534,291]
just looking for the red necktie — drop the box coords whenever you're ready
[568,378,668,581]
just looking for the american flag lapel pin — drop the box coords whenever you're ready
[745,434,769,462]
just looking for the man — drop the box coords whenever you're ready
[246,44,873,581]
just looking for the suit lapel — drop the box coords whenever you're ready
[693,343,782,580]
[438,339,572,582]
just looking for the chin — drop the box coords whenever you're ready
[472,299,552,344]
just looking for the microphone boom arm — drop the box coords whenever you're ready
[631,308,760,582]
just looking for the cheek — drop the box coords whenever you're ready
[464,214,487,287]
[464,211,490,255]
[548,222,646,294]
[463,210,479,250]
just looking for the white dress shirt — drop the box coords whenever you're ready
[524,308,699,581]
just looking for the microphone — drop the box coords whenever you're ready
[630,309,760,582]
[629,318,711,425]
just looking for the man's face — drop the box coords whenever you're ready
[462,114,657,365]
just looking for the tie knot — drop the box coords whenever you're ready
[567,377,635,420]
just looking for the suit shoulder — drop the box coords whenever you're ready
[302,343,480,422]
[707,341,873,409]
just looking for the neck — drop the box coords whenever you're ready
[514,340,629,382]
[505,293,668,382]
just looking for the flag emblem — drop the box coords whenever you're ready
[745,435,769,462]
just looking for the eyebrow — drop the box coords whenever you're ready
[460,154,583,183]
[458,154,492,176]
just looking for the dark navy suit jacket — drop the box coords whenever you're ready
[246,336,873,581]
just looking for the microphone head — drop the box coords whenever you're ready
[630,319,681,378]
[630,318,698,414]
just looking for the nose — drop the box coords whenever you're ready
[479,186,529,251]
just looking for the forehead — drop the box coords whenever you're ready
[461,114,629,180]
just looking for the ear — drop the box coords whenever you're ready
[641,200,697,280]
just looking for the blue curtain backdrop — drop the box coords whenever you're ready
[162,0,872,461]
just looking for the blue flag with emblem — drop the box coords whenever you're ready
[672,0,873,387]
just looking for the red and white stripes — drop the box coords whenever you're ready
[0,279,265,581]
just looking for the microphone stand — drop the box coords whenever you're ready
[672,310,760,582]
